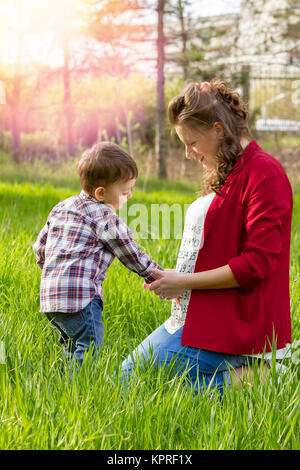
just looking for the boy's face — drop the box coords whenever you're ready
[94,178,136,210]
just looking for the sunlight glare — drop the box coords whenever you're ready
[0,0,78,65]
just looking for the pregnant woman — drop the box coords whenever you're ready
[121,79,293,395]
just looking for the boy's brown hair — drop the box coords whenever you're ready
[77,142,138,194]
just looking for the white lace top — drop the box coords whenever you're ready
[164,192,216,334]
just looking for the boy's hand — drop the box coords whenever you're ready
[143,269,181,304]
[143,268,186,302]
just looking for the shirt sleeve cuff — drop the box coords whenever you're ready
[228,256,257,295]
[143,263,164,284]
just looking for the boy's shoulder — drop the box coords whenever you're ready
[50,194,81,215]
[50,191,116,222]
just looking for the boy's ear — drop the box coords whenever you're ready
[94,186,105,202]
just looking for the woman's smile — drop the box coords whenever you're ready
[175,124,221,171]
[190,153,208,166]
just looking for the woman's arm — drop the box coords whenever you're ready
[146,265,239,300]
[183,264,239,290]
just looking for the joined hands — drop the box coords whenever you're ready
[143,268,188,305]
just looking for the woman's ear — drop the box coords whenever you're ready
[94,186,105,202]
[214,122,224,140]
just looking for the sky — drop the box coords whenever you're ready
[189,0,241,17]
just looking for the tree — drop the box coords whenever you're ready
[156,0,167,178]
[165,0,192,81]
[85,0,168,177]
[0,0,80,160]
[176,0,189,82]
[63,32,76,156]
[11,0,22,162]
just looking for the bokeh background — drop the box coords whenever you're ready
[0,0,299,185]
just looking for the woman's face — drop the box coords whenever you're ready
[175,123,223,171]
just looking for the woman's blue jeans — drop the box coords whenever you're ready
[121,323,252,395]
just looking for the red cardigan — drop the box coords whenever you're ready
[181,140,293,354]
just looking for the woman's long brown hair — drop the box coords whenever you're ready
[168,79,251,196]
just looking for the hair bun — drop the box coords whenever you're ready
[199,81,212,92]
[211,78,248,120]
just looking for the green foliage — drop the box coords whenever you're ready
[0,151,202,195]
[0,130,68,162]
[258,136,300,151]
[250,79,300,122]
[1,72,157,162]
[0,130,12,153]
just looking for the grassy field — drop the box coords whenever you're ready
[0,157,299,450]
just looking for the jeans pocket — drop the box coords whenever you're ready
[50,311,86,339]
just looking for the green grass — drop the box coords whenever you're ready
[258,136,300,151]
[0,162,299,449]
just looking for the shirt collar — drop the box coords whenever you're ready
[232,139,259,174]
[79,190,116,212]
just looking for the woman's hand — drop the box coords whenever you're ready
[143,268,188,300]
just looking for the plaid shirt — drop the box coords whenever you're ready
[33,190,162,313]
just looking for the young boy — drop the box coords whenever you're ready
[33,142,162,370]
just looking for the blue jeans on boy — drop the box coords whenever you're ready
[121,323,252,395]
[46,299,104,372]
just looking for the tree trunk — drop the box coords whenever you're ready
[11,73,21,163]
[178,0,188,82]
[156,0,167,179]
[125,110,134,158]
[11,0,22,163]
[63,34,76,157]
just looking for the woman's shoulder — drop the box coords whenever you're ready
[239,141,293,200]
[242,140,290,181]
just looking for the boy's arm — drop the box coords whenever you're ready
[32,221,49,269]
[97,213,163,283]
